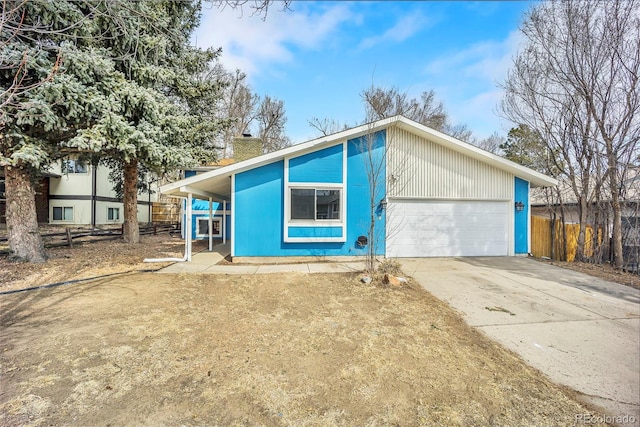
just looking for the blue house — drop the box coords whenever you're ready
[161,116,557,262]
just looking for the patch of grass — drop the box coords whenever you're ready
[376,258,403,276]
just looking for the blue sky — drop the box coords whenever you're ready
[193,1,533,144]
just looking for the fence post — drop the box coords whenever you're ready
[66,228,73,248]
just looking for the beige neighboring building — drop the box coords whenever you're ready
[0,158,159,226]
[47,158,159,226]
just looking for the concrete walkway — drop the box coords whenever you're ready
[400,257,640,426]
[157,244,366,274]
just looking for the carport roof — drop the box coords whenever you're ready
[160,116,558,201]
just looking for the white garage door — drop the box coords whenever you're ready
[386,200,510,257]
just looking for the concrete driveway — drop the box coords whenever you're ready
[399,257,640,426]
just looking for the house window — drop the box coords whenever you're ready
[197,217,221,237]
[61,159,88,174]
[291,188,341,220]
[107,207,120,222]
[53,206,74,221]
[0,178,5,200]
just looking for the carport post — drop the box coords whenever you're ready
[208,197,213,252]
[186,193,192,261]
[222,200,227,244]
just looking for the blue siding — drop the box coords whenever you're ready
[288,144,343,183]
[514,177,529,254]
[234,131,387,257]
[288,226,343,238]
[234,161,285,256]
[346,133,386,257]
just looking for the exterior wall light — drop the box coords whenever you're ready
[515,201,525,211]
[379,198,387,209]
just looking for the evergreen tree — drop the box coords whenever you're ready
[1,0,223,259]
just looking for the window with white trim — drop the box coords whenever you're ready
[197,217,221,237]
[290,188,341,221]
[107,207,120,222]
[52,206,74,222]
[61,159,88,174]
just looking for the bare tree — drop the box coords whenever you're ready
[257,95,290,152]
[361,84,481,144]
[362,86,448,131]
[217,69,259,156]
[475,132,504,155]
[356,120,390,274]
[307,117,349,136]
[500,0,640,268]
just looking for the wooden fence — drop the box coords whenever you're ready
[152,202,181,224]
[531,216,600,261]
[0,223,179,255]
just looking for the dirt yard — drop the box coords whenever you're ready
[538,259,640,290]
[0,237,611,426]
[0,234,208,294]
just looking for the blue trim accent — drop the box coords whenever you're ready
[288,144,343,183]
[288,226,343,238]
[514,177,529,254]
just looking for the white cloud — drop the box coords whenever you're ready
[424,30,522,85]
[420,30,524,138]
[193,3,355,78]
[359,13,429,50]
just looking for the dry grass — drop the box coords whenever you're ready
[536,258,640,290]
[1,270,606,426]
[0,234,207,294]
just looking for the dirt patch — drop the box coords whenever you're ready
[535,258,640,290]
[1,270,607,426]
[0,234,207,294]
[0,237,616,425]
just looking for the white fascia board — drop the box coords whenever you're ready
[395,117,558,188]
[161,115,557,199]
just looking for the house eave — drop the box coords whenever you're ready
[159,115,558,199]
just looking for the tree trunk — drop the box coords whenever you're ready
[122,159,140,244]
[575,195,588,262]
[367,209,376,273]
[609,176,624,270]
[605,139,624,269]
[4,165,46,262]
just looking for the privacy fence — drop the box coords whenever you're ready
[531,216,602,262]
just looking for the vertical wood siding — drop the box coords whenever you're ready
[388,127,513,200]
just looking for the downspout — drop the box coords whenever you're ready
[148,176,151,224]
[223,200,227,244]
[208,197,213,252]
[91,162,97,227]
[144,193,193,263]
[186,192,193,261]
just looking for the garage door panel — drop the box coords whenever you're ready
[387,200,510,257]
